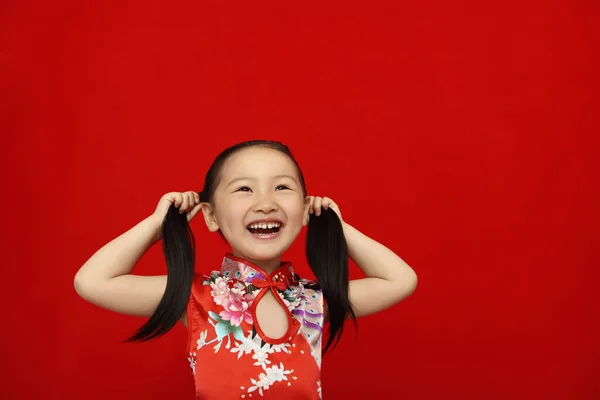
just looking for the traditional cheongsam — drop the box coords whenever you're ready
[186,253,324,399]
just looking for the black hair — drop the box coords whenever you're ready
[125,140,357,354]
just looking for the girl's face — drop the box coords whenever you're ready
[202,146,310,269]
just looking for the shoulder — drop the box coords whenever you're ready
[298,277,321,293]
[297,278,324,305]
[182,271,219,327]
[191,270,220,296]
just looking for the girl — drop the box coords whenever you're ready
[74,140,417,399]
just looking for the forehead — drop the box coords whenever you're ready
[220,146,298,180]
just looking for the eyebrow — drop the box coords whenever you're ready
[226,174,298,189]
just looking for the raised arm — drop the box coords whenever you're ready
[307,196,417,321]
[343,222,417,319]
[73,191,202,322]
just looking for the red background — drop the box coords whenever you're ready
[1,1,598,399]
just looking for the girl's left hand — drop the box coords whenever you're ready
[307,196,343,223]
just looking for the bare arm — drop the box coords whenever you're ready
[73,191,202,322]
[74,215,168,317]
[344,222,417,319]
[306,196,417,321]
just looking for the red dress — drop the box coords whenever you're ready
[186,254,324,399]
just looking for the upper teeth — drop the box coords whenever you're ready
[249,222,281,229]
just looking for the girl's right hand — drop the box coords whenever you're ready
[152,191,203,223]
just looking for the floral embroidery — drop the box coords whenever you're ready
[188,352,196,375]
[220,291,255,326]
[248,363,293,396]
[188,255,324,398]
[231,336,254,359]
[196,330,208,349]
[281,285,303,309]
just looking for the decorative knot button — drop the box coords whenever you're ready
[251,277,286,291]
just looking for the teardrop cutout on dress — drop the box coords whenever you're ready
[253,287,292,342]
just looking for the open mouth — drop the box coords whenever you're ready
[247,221,282,236]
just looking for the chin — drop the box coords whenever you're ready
[235,239,290,262]
[243,247,286,261]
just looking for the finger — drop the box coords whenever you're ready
[180,193,189,213]
[174,193,183,208]
[181,192,191,212]
[314,197,323,216]
[194,192,200,204]
[186,192,195,210]
[307,196,315,214]
[322,197,332,209]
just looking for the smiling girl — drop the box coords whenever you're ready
[74,140,417,399]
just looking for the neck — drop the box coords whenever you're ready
[232,251,282,274]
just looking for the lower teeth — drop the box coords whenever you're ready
[249,228,279,235]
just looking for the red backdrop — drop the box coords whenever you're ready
[1,1,598,399]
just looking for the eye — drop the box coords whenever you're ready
[235,186,252,192]
[276,185,291,191]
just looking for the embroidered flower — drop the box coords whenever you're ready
[232,281,246,293]
[281,286,303,310]
[265,363,291,383]
[213,340,222,353]
[230,336,254,359]
[252,342,272,368]
[196,330,208,350]
[270,342,291,354]
[210,277,230,305]
[247,363,294,396]
[248,372,271,396]
[220,292,255,326]
[188,352,196,375]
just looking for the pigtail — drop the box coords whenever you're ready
[305,207,357,355]
[125,193,202,342]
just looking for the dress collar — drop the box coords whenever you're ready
[220,253,298,290]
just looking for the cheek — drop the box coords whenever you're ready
[285,199,307,222]
[215,202,245,230]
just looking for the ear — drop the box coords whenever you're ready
[201,203,220,232]
[302,196,312,226]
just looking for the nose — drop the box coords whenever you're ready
[252,191,278,213]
